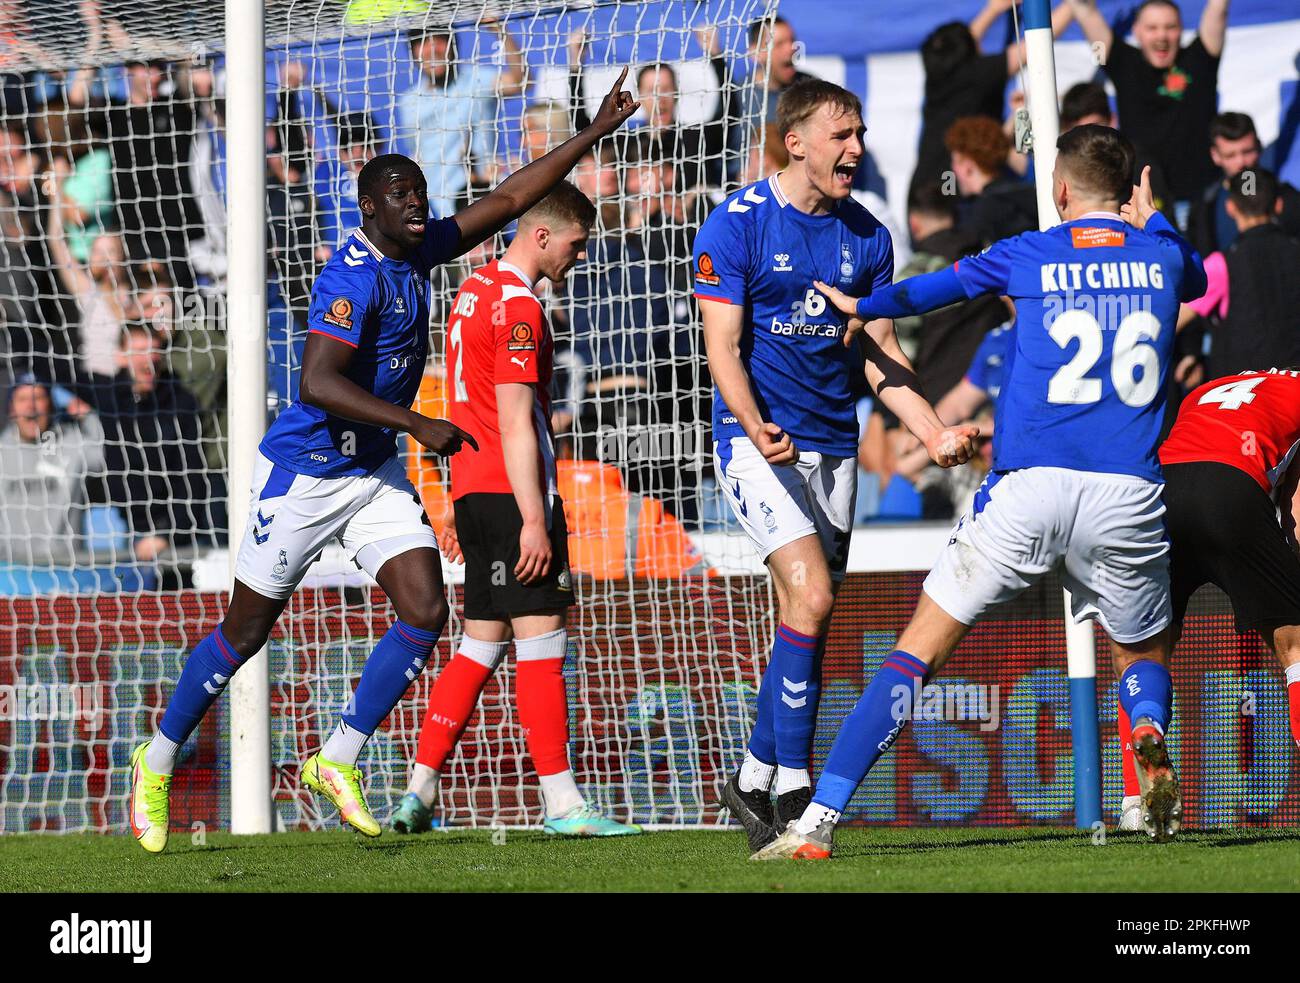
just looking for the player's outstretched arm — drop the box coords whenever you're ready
[700,298,798,465]
[497,381,551,586]
[299,333,478,457]
[858,316,979,469]
[450,67,638,256]
[815,269,969,348]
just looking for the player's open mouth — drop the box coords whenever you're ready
[834,162,857,185]
[404,219,426,234]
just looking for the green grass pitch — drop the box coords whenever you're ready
[3,826,1299,892]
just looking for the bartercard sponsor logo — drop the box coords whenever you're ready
[50,913,152,963]
[769,316,842,338]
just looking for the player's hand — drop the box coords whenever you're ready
[924,424,980,468]
[754,421,799,466]
[516,518,552,585]
[438,506,463,565]
[590,66,638,134]
[1121,165,1158,230]
[812,280,873,347]
[410,416,478,457]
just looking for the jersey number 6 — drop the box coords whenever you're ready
[1046,309,1161,408]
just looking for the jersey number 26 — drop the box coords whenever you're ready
[1047,309,1161,408]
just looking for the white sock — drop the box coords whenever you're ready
[794,802,840,835]
[776,765,810,794]
[322,721,369,767]
[145,732,181,776]
[1285,663,1300,686]
[539,770,584,818]
[407,763,440,808]
[738,751,775,793]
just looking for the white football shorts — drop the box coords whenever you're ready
[924,466,1171,643]
[234,451,438,599]
[714,436,856,580]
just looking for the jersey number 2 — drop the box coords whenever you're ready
[1047,310,1161,408]
[449,318,468,403]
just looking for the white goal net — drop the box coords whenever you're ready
[0,0,783,833]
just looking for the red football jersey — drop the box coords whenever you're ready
[447,259,557,501]
[1160,369,1300,493]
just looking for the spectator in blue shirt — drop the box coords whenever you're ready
[397,20,527,218]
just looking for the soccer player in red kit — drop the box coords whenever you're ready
[391,181,640,837]
[1117,367,1300,832]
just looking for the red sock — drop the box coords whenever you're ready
[516,632,571,776]
[1118,704,1140,797]
[1287,673,1300,749]
[415,653,493,771]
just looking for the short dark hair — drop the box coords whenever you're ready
[1210,111,1258,144]
[519,179,597,232]
[748,15,789,49]
[921,22,976,80]
[1060,83,1111,129]
[1134,0,1182,23]
[1056,124,1137,204]
[357,153,422,203]
[1228,168,1279,218]
[637,62,677,90]
[337,111,377,149]
[776,79,862,139]
[908,181,958,223]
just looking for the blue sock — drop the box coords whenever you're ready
[342,620,438,736]
[1118,659,1172,734]
[747,655,778,766]
[814,650,927,813]
[772,624,823,769]
[159,626,248,745]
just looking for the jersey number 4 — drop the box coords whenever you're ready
[1047,310,1161,408]
[1197,376,1264,411]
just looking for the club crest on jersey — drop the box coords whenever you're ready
[772,252,792,272]
[323,297,354,330]
[839,243,854,282]
[695,252,720,286]
[508,321,535,351]
[272,549,289,581]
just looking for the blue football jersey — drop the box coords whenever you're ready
[966,320,1015,401]
[260,220,461,477]
[953,213,1204,481]
[692,175,894,457]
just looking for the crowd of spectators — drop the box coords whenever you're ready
[0,0,1296,590]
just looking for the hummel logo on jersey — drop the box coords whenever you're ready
[394,296,406,314]
[772,252,792,272]
[728,186,768,213]
[343,243,369,267]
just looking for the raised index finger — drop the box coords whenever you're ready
[610,65,629,93]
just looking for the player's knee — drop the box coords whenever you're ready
[218,620,272,660]
[791,584,835,631]
[397,594,449,635]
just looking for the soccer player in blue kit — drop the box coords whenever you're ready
[697,79,979,852]
[754,126,1207,860]
[126,71,638,853]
